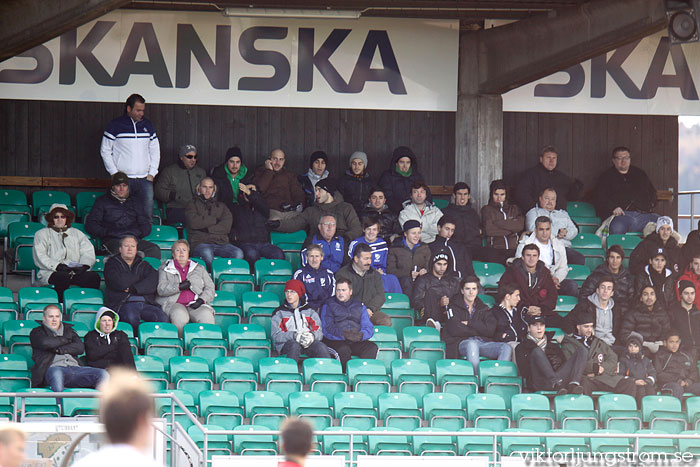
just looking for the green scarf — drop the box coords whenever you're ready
[225,164,248,203]
[395,165,413,177]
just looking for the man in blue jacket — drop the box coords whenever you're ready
[321,278,377,368]
[300,215,347,273]
[293,244,336,310]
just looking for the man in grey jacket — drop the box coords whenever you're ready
[155,144,207,225]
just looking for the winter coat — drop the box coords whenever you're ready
[561,334,622,387]
[301,234,347,273]
[620,301,671,345]
[278,195,362,243]
[516,332,566,391]
[427,235,475,278]
[619,352,656,386]
[579,263,634,318]
[360,205,402,241]
[253,165,306,211]
[668,302,700,355]
[293,264,336,311]
[184,192,232,249]
[499,258,558,316]
[681,229,700,271]
[515,232,569,283]
[655,346,700,386]
[84,308,135,370]
[85,192,151,242]
[210,163,255,214]
[271,298,324,353]
[321,297,374,341]
[156,259,216,311]
[565,293,620,344]
[337,170,375,215]
[386,237,431,279]
[230,189,272,244]
[525,207,578,247]
[629,232,681,275]
[335,264,386,313]
[514,163,578,213]
[30,323,85,387]
[481,201,524,250]
[411,272,460,322]
[377,147,428,213]
[154,161,207,209]
[491,304,528,343]
[441,203,482,249]
[100,114,159,178]
[103,254,159,312]
[398,200,443,243]
[593,165,657,219]
[444,296,497,358]
[298,169,329,207]
[633,265,676,307]
[675,267,700,308]
[33,227,96,285]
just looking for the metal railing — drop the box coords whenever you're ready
[678,190,700,233]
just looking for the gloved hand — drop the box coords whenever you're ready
[343,330,363,342]
[299,331,314,348]
[73,264,90,273]
[56,263,71,273]
[265,220,281,230]
[190,298,204,309]
[178,280,191,291]
[294,203,303,213]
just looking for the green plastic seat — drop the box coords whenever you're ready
[423,393,467,431]
[62,388,100,417]
[232,425,277,455]
[227,323,271,371]
[169,356,213,394]
[477,294,495,307]
[7,222,43,250]
[253,259,293,285]
[556,295,578,312]
[212,258,254,301]
[0,288,18,325]
[198,390,244,430]
[635,429,677,454]
[571,216,601,234]
[138,322,183,362]
[288,391,333,431]
[642,395,687,434]
[545,429,590,454]
[390,359,435,407]
[554,394,598,432]
[0,205,30,241]
[321,426,368,458]
[511,393,554,432]
[598,393,642,432]
[278,244,302,271]
[478,360,521,409]
[566,201,596,218]
[467,393,510,432]
[0,190,27,207]
[678,430,700,457]
[411,427,456,456]
[17,388,61,418]
[155,389,197,432]
[435,359,478,406]
[18,287,59,317]
[381,307,414,341]
[143,225,179,255]
[334,392,377,430]
[567,264,591,287]
[31,191,71,217]
[377,393,422,431]
[589,429,632,455]
[456,427,495,457]
[211,290,242,329]
[368,426,412,456]
[240,291,280,318]
[270,230,306,246]
[134,355,169,392]
[302,358,348,403]
[570,233,603,249]
[472,261,505,290]
[63,288,103,316]
[258,357,303,404]
[2,320,39,354]
[402,326,445,372]
[369,325,402,370]
[501,428,543,456]
[0,354,31,392]
[606,234,642,254]
[187,424,232,458]
[383,293,410,309]
[686,396,700,429]
[244,390,288,430]
[75,191,103,220]
[213,356,257,393]
[182,323,227,368]
[346,359,390,406]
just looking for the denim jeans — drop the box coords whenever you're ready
[44,366,108,392]
[193,243,244,269]
[609,211,660,235]
[459,337,513,373]
[118,302,169,335]
[129,177,154,224]
[237,242,285,267]
[529,344,587,390]
[558,278,579,297]
[280,339,331,362]
[662,381,700,399]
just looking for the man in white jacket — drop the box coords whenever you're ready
[398,181,443,243]
[516,216,578,297]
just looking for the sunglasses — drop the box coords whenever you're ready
[184,154,197,159]
[53,214,66,219]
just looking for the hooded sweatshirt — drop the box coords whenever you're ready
[83,307,136,369]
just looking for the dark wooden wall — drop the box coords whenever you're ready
[503,112,679,219]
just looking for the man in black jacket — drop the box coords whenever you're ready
[427,215,475,279]
[669,281,700,356]
[515,314,586,394]
[231,183,284,266]
[360,188,402,242]
[514,146,579,213]
[441,182,482,253]
[103,236,168,334]
[84,307,136,370]
[30,305,108,391]
[412,250,460,330]
[85,172,160,258]
[444,276,507,368]
[655,330,700,398]
[593,146,659,235]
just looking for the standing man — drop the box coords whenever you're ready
[101,94,160,223]
[514,145,579,213]
[593,146,659,235]
[154,144,206,225]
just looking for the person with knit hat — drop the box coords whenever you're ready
[629,215,681,275]
[154,143,206,225]
[298,150,330,207]
[632,248,676,308]
[83,307,136,370]
[412,249,460,330]
[386,219,431,297]
[254,148,306,220]
[668,279,700,356]
[378,146,429,213]
[337,151,374,215]
[271,279,330,362]
[32,203,100,301]
[618,331,657,404]
[210,146,254,213]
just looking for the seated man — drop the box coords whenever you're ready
[85,172,160,258]
[500,244,564,329]
[561,312,636,397]
[669,281,700,356]
[300,214,347,273]
[154,144,206,225]
[676,254,700,308]
[445,276,510,370]
[271,280,331,362]
[386,220,431,297]
[298,151,330,207]
[348,216,401,293]
[654,330,700,399]
[525,187,584,265]
[272,178,362,243]
[633,250,675,308]
[620,286,671,355]
[593,146,659,235]
[360,187,402,242]
[629,216,681,275]
[566,276,619,347]
[185,177,243,269]
[579,245,634,318]
[427,215,475,278]
[293,245,336,310]
[378,146,428,213]
[84,307,136,370]
[516,314,586,394]
[516,216,578,297]
[481,179,524,265]
[412,250,460,330]
[321,278,378,368]
[336,243,391,326]
[441,182,482,254]
[337,151,374,215]
[103,236,168,334]
[514,145,579,213]
[254,148,306,219]
[491,283,528,355]
[30,305,108,392]
[398,181,443,243]
[618,331,657,404]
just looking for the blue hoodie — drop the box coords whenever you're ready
[293,264,336,310]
